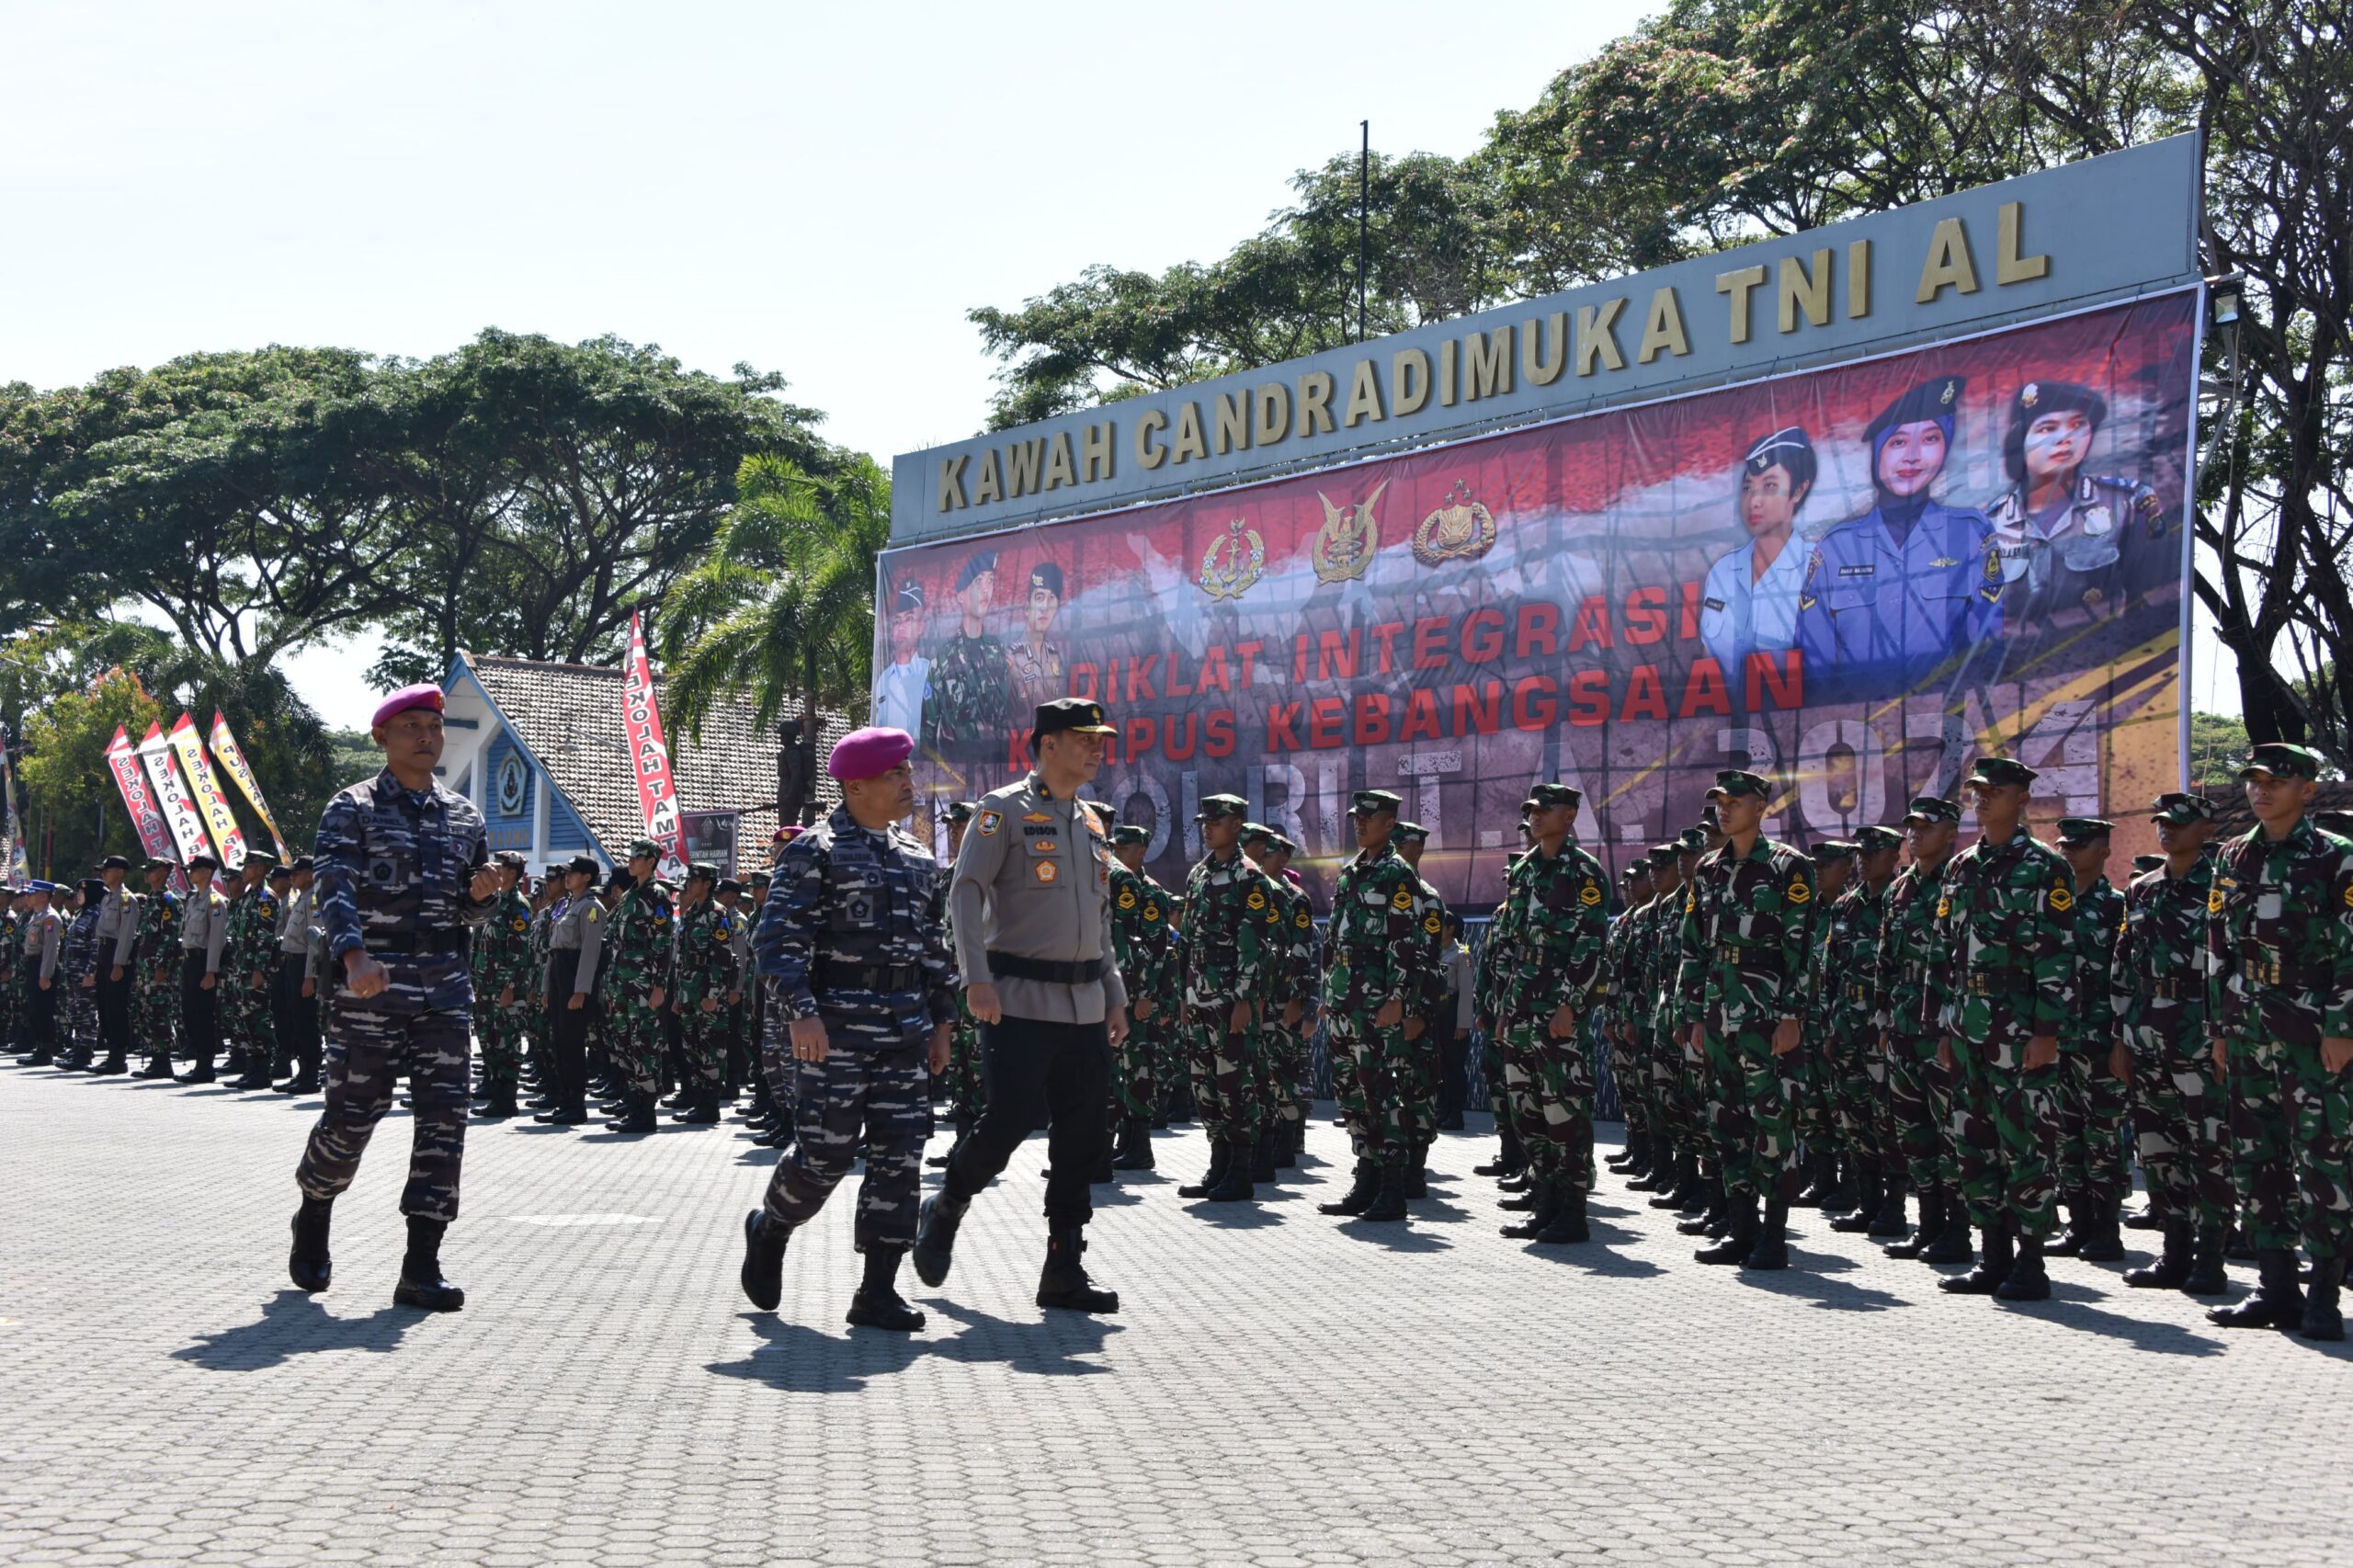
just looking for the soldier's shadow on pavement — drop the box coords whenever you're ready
[708,1301,1120,1392]
[1986,1280,2233,1356]
[1182,1200,1286,1230]
[1741,1254,1906,1309]
[1516,1223,1666,1277]
[171,1291,421,1371]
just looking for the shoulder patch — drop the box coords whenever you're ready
[2207,886,2224,915]
[1578,881,1603,906]
[1935,895,1950,919]
[977,809,1003,836]
[1422,912,1441,936]
[1247,889,1267,910]
[1295,906,1312,928]
[1143,901,1161,921]
[1391,885,1413,911]
[2048,882,2074,913]
[1786,880,1810,903]
[1118,888,1138,910]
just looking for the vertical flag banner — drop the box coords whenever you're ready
[104,727,188,892]
[207,711,290,861]
[137,723,213,868]
[167,714,248,868]
[621,610,687,873]
[0,728,25,883]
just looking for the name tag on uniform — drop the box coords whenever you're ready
[1703,597,1727,611]
[1837,564,1876,578]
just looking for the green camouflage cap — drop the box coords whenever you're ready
[1901,795,1962,824]
[1676,827,1708,854]
[1394,821,1429,843]
[1347,789,1403,818]
[687,861,720,881]
[1697,803,1723,832]
[144,857,177,871]
[1528,782,1584,808]
[1195,793,1249,822]
[1266,834,1300,857]
[1854,824,1904,852]
[243,848,278,869]
[1109,824,1150,847]
[627,837,663,859]
[2149,792,2217,825]
[942,801,976,824]
[2131,854,2165,873]
[1646,842,1680,868]
[1705,768,1771,801]
[1240,822,1276,843]
[2240,741,2325,780]
[1811,838,1859,862]
[1963,756,2038,789]
[2055,817,2114,844]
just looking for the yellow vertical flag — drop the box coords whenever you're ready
[167,713,249,868]
[208,711,291,861]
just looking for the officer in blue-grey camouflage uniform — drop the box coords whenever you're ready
[288,683,498,1313]
[737,726,956,1333]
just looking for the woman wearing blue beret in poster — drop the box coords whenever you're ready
[1699,426,1815,697]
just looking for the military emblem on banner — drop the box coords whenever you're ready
[1311,479,1388,584]
[1199,517,1265,601]
[1413,479,1497,567]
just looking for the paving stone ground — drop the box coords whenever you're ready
[3,1060,2349,1567]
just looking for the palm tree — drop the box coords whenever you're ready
[658,453,889,824]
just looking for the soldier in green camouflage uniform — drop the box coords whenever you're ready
[598,838,674,1133]
[129,859,183,1077]
[1243,825,1316,1171]
[1154,889,1188,1123]
[2203,743,2353,1341]
[1674,771,1818,1267]
[1652,831,1720,1219]
[1469,869,1521,1182]
[1316,790,1425,1221]
[1877,797,1970,1263]
[929,803,986,1162]
[669,862,739,1125]
[224,856,281,1086]
[2116,792,2231,1296]
[1924,756,2077,1302]
[469,853,533,1118]
[1627,845,1688,1200]
[919,552,1007,767]
[1823,828,1904,1235]
[1105,824,1167,1169]
[522,873,556,1104]
[1794,840,1856,1213]
[2049,817,2130,1261]
[1391,822,1448,1195]
[1176,793,1281,1205]
[1599,859,1655,1178]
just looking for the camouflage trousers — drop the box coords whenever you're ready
[61,976,99,1058]
[1503,1014,1595,1195]
[1826,1022,1890,1167]
[676,1003,729,1089]
[942,1013,986,1123]
[1327,1011,1408,1165]
[1886,1031,1961,1193]
[1403,1019,1440,1146]
[2056,1048,2132,1207]
[2126,1023,2234,1229]
[1949,1035,2063,1240]
[474,998,529,1092]
[232,972,278,1063]
[1599,1018,1643,1139]
[1155,1015,1188,1112]
[1642,1025,1685,1143]
[2225,1033,2352,1260]
[1699,1025,1801,1201]
[1186,1017,1264,1146]
[606,993,665,1098]
[761,1037,929,1251]
[295,959,472,1223]
[1478,1028,1508,1123]
[1789,1047,1834,1157]
[1256,1015,1307,1131]
[136,962,179,1060]
[1108,1006,1159,1123]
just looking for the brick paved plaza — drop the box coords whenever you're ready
[3,1062,2348,1568]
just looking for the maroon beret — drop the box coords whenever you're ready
[826,726,915,781]
[371,683,446,728]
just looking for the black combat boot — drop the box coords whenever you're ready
[480,1085,520,1119]
[2208,1248,2304,1329]
[1404,1145,1429,1199]
[275,1065,319,1095]
[1111,1118,1155,1171]
[675,1092,721,1125]
[1677,1176,1724,1235]
[1607,1129,1647,1171]
[2047,1190,2087,1256]
[1205,1142,1256,1202]
[1178,1141,1233,1199]
[1248,1131,1278,1186]
[2300,1256,2346,1342]
[1867,1176,1910,1238]
[1319,1159,1378,1217]
[1883,1185,1942,1259]
[1939,1218,2016,1295]
[1696,1194,1758,1265]
[1535,1185,1590,1244]
[1358,1164,1408,1222]
[1830,1166,1881,1232]
[1651,1152,1700,1210]
[911,1187,971,1288]
[738,1210,791,1311]
[1796,1151,1839,1210]
[92,1052,128,1076]
[392,1216,465,1312]
[1472,1122,1524,1179]
[1036,1227,1119,1312]
[136,1050,176,1079]
[2124,1221,2193,1289]
[1743,1193,1791,1270]
[608,1095,657,1134]
[1918,1199,1977,1266]
[847,1244,925,1331]
[174,1053,216,1085]
[288,1196,333,1292]
[222,1049,248,1080]
[1501,1178,1562,1240]
[1628,1134,1675,1192]
[2181,1224,2230,1296]
[233,1060,276,1091]
[2124,1199,2164,1231]
[1995,1230,2052,1301]
[2076,1197,2125,1263]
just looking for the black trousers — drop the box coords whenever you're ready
[97,967,134,1057]
[548,951,595,1114]
[946,1014,1111,1229]
[180,952,221,1064]
[24,979,57,1051]
[273,953,319,1072]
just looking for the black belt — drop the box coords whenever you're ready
[369,929,468,956]
[1713,943,1781,971]
[813,960,924,993]
[2149,976,2193,1000]
[1965,969,2035,998]
[987,951,1103,985]
[1845,983,1872,1004]
[2238,955,2322,988]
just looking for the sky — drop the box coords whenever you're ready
[0,1,2242,728]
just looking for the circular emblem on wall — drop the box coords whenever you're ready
[495,753,528,816]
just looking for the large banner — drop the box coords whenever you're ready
[0,729,24,883]
[621,611,687,876]
[137,723,214,869]
[208,711,290,861]
[168,713,248,869]
[104,727,188,892]
[877,293,2198,910]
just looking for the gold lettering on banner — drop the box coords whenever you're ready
[1391,348,1430,415]
[1214,391,1250,455]
[1576,298,1626,375]
[1170,401,1209,464]
[1463,327,1512,401]
[1006,437,1043,497]
[1342,358,1384,426]
[1847,239,1870,318]
[1916,217,1981,302]
[972,448,1004,504]
[1718,265,1767,344]
[1081,421,1114,483]
[1778,249,1832,333]
[1438,338,1458,406]
[1253,381,1290,446]
[1042,430,1075,490]
[1133,409,1168,470]
[1521,312,1566,385]
[1298,371,1336,436]
[1636,285,1688,363]
[1996,201,2048,285]
[937,454,967,512]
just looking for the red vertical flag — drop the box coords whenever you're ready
[620,611,687,874]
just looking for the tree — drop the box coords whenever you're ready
[361,332,834,685]
[656,455,891,823]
